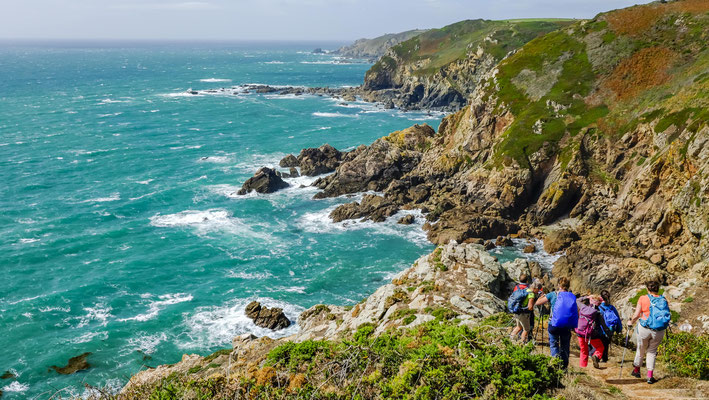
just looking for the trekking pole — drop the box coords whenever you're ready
[618,327,631,379]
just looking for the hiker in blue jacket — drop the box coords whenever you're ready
[534,276,577,369]
[598,289,623,362]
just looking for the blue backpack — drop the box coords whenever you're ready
[507,288,529,314]
[640,294,671,331]
[549,291,578,329]
[599,303,623,334]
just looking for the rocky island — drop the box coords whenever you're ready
[115,1,709,399]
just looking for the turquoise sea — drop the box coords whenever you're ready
[0,42,550,398]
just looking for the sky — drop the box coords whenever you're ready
[0,0,655,42]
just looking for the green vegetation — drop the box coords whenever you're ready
[203,348,231,363]
[629,288,665,307]
[368,19,571,80]
[659,332,709,379]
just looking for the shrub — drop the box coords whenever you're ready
[658,331,709,379]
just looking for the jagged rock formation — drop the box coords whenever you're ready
[335,29,428,61]
[237,167,289,195]
[359,19,572,111]
[309,0,709,332]
[244,301,291,330]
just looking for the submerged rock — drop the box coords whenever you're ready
[238,167,289,195]
[398,215,415,225]
[50,352,91,375]
[245,301,291,330]
[0,371,15,380]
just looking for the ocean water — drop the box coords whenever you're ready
[0,42,554,398]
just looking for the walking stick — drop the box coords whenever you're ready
[618,327,631,379]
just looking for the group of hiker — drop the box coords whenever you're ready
[508,275,672,384]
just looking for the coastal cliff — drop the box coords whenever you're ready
[117,1,709,398]
[359,19,572,111]
[318,0,709,334]
[335,29,429,61]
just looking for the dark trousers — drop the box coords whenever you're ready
[548,325,571,369]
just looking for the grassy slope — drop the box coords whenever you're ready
[485,0,709,169]
[367,19,573,80]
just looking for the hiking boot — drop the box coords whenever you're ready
[592,355,600,369]
[647,377,657,384]
[631,370,641,378]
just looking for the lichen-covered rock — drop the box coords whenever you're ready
[279,154,299,168]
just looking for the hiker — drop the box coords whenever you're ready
[508,280,541,344]
[627,280,671,384]
[534,277,577,369]
[510,274,530,340]
[575,295,607,369]
[597,289,622,362]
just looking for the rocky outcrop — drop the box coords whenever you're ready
[314,124,436,198]
[330,194,399,223]
[296,144,342,176]
[334,30,428,61]
[279,154,299,168]
[237,167,289,195]
[244,301,291,330]
[360,19,570,111]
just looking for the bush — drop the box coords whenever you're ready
[658,331,709,379]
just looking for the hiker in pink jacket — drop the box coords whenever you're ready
[576,295,607,369]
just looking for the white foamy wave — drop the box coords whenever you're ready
[118,293,193,322]
[263,61,286,64]
[263,93,306,100]
[2,381,29,393]
[200,78,232,82]
[72,330,109,344]
[299,207,429,247]
[494,238,561,271]
[18,238,39,244]
[227,270,274,280]
[198,155,233,164]
[180,298,303,349]
[162,92,204,98]
[207,184,241,199]
[77,304,113,328]
[127,332,168,354]
[81,193,120,203]
[136,178,154,185]
[312,112,359,118]
[149,209,271,240]
[99,98,128,104]
[39,306,71,313]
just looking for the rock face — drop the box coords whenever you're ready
[237,168,289,195]
[245,301,291,330]
[50,352,91,375]
[335,29,428,61]
[543,229,580,253]
[297,144,342,176]
[360,19,570,111]
[279,154,299,168]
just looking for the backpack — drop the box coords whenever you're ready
[640,294,671,331]
[549,291,578,329]
[513,283,529,292]
[599,303,622,334]
[507,288,529,314]
[575,304,598,338]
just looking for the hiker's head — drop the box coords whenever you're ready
[557,277,570,291]
[589,296,602,307]
[645,280,660,294]
[519,273,530,284]
[531,281,542,292]
[600,289,611,304]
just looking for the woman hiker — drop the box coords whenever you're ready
[597,289,623,362]
[534,277,577,369]
[627,280,672,384]
[575,295,607,369]
[509,280,542,343]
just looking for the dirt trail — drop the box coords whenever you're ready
[531,327,708,400]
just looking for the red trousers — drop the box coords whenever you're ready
[578,336,604,367]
